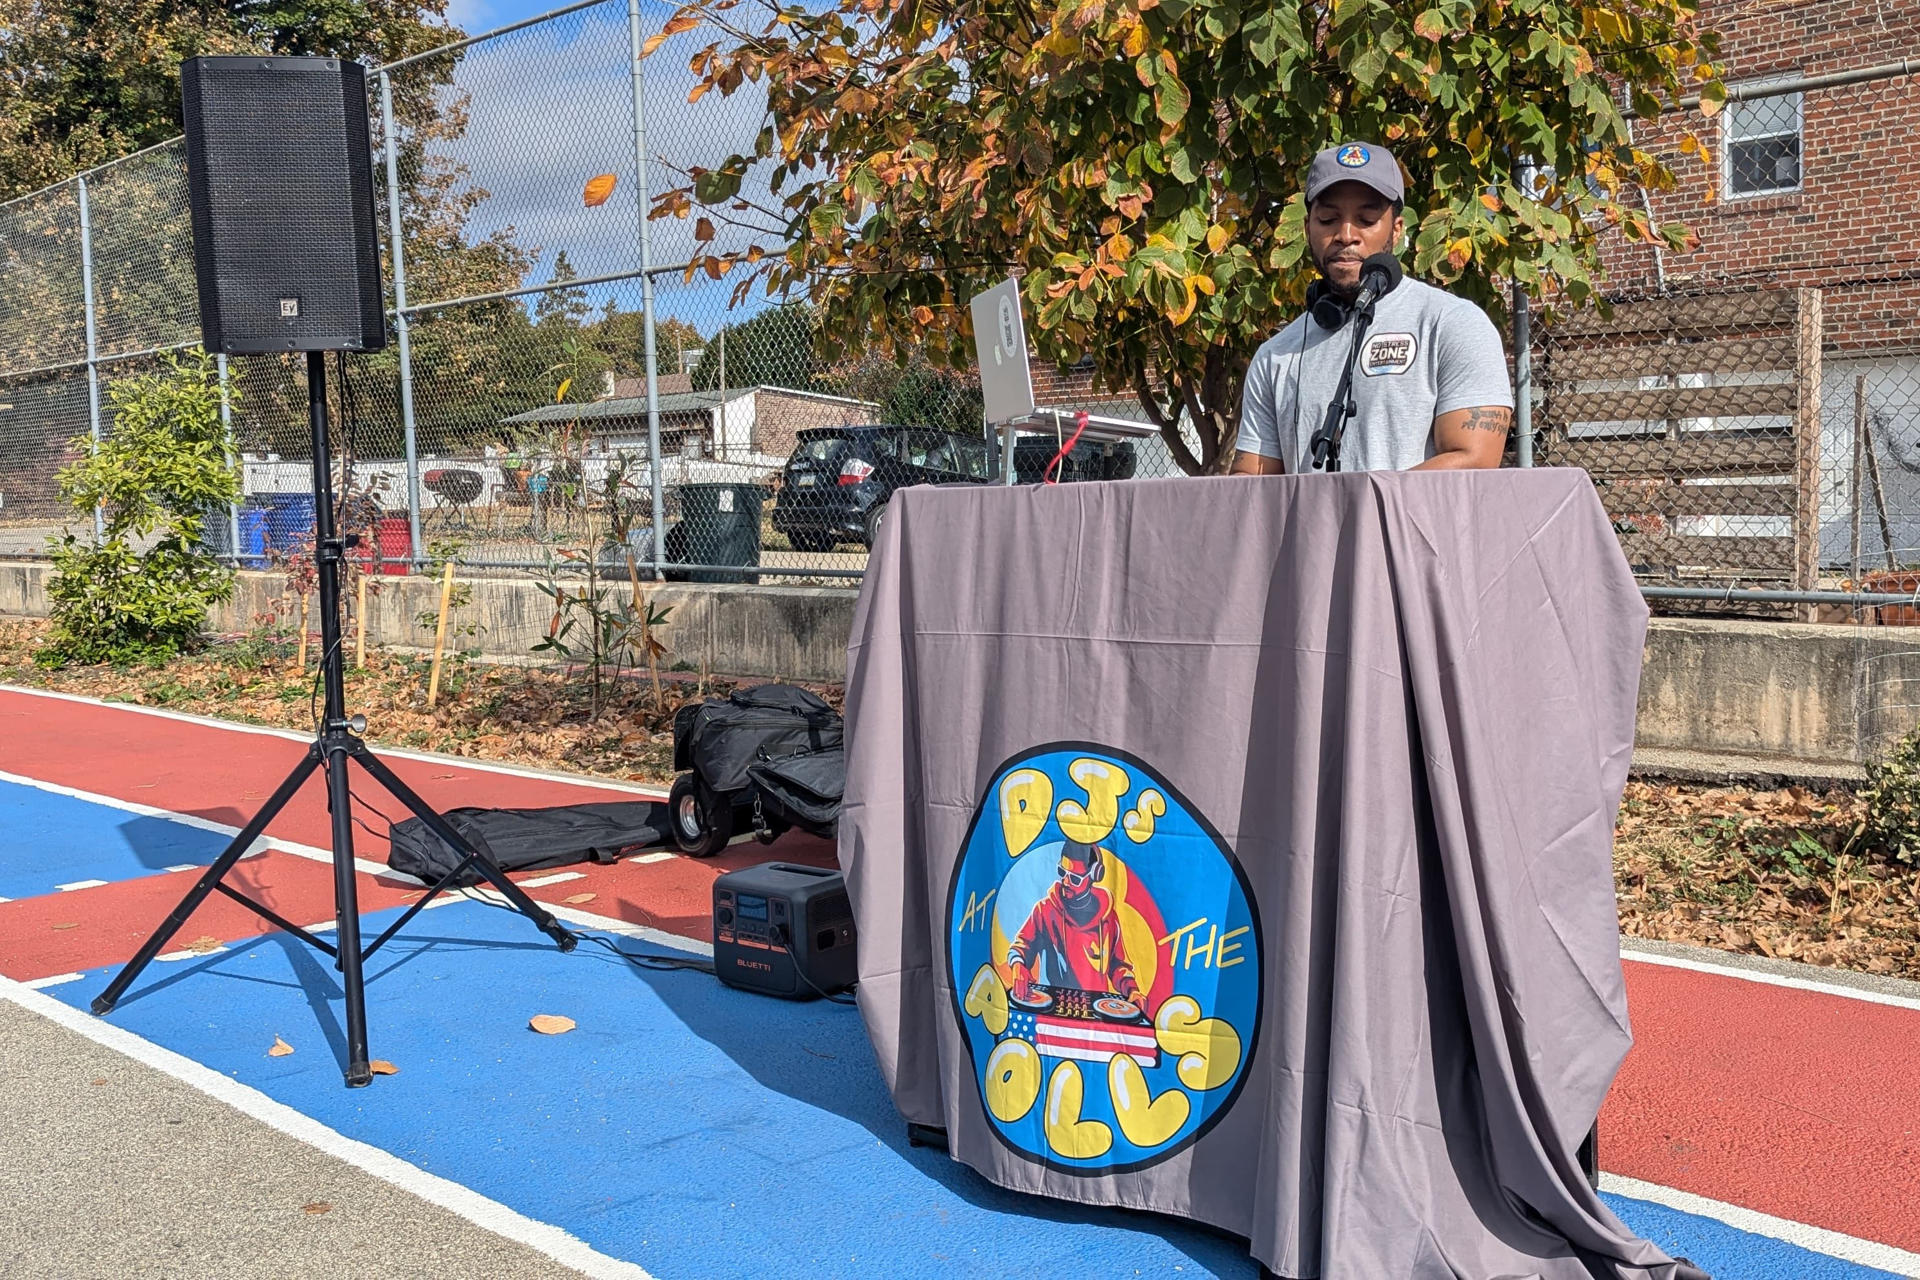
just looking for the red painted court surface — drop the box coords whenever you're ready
[2,685,1916,1272]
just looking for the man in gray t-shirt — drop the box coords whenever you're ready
[1231,142,1513,475]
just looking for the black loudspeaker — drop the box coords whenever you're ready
[180,56,386,354]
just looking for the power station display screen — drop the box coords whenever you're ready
[736,895,769,922]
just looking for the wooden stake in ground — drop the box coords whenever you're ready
[427,561,455,707]
[295,593,310,671]
[354,574,368,669]
[626,549,664,710]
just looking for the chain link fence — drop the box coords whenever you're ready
[0,0,1913,608]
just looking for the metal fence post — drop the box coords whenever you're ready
[627,0,666,579]
[379,70,427,570]
[217,353,241,562]
[76,176,105,539]
[1512,158,1535,469]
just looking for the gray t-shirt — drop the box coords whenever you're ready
[1236,278,1513,473]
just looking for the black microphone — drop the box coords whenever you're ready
[1350,251,1404,314]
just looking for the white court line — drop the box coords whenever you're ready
[0,768,399,883]
[156,947,228,962]
[1622,947,1920,1015]
[55,879,109,892]
[627,851,675,865]
[163,864,199,873]
[23,972,83,990]
[0,684,669,798]
[0,974,653,1280]
[1601,1173,1920,1276]
[514,871,585,889]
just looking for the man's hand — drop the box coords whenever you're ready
[1010,961,1036,1002]
[1415,405,1510,470]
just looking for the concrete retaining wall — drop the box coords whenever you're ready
[6,560,1918,770]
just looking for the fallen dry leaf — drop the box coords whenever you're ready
[52,922,78,931]
[90,1078,107,1086]
[268,1035,295,1057]
[302,1202,331,1215]
[529,1014,576,1035]
[184,935,223,954]
[562,892,597,904]
[368,1059,399,1075]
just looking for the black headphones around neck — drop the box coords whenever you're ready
[1305,279,1355,331]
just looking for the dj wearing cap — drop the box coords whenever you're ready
[1230,142,1514,475]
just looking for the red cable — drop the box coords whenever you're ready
[1043,411,1090,486]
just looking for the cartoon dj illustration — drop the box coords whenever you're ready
[1006,839,1142,1005]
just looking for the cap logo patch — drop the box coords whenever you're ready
[1336,143,1371,168]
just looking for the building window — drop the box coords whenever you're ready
[1724,83,1803,197]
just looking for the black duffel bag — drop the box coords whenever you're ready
[746,746,845,840]
[388,800,667,887]
[673,684,842,798]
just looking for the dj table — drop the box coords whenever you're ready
[839,470,1704,1279]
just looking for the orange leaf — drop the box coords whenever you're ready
[268,1036,294,1057]
[641,10,700,58]
[582,173,618,207]
[529,1014,577,1035]
[51,922,78,931]
[369,1059,400,1075]
[910,305,935,325]
[302,1202,332,1215]
[694,217,716,242]
[1479,193,1501,213]
[562,892,598,904]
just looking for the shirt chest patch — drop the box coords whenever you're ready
[1360,331,1418,376]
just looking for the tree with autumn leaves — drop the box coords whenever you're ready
[645,0,1724,474]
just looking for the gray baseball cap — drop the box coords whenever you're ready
[1304,141,1405,206]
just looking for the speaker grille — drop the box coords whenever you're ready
[181,58,386,353]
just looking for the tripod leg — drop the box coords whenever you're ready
[351,746,577,952]
[323,738,375,1088]
[93,748,323,1015]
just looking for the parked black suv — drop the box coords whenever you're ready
[771,424,1136,551]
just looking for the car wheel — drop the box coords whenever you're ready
[668,773,733,857]
[788,530,834,553]
[863,502,888,548]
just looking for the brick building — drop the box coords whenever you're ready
[1583,0,1920,566]
[1600,0,1920,351]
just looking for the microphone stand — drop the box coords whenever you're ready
[1308,299,1379,473]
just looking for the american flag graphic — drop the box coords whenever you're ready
[1007,1009,1159,1068]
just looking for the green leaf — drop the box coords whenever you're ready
[1698,81,1728,118]
[693,166,744,204]
[1155,76,1191,126]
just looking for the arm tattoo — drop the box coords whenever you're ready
[1460,406,1512,433]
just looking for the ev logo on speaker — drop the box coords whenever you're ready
[280,298,300,318]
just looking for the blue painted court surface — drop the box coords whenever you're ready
[0,779,231,900]
[48,892,1904,1280]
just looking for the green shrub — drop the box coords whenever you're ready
[1858,729,1920,867]
[39,350,240,667]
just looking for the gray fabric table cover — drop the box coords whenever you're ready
[839,469,1702,1280]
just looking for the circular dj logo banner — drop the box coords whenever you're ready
[946,744,1262,1173]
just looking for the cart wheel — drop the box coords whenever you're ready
[668,774,732,857]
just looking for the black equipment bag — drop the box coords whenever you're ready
[746,747,846,839]
[673,684,842,796]
[388,801,667,887]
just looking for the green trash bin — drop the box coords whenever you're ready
[668,482,767,584]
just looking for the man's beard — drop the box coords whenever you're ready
[1313,245,1365,299]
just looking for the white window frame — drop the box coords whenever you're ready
[1721,77,1804,200]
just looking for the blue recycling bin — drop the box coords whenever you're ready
[259,493,316,556]
[239,507,268,568]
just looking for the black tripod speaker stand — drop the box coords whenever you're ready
[91,352,577,1087]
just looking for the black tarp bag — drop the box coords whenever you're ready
[387,801,668,886]
[673,684,842,797]
[745,746,845,839]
